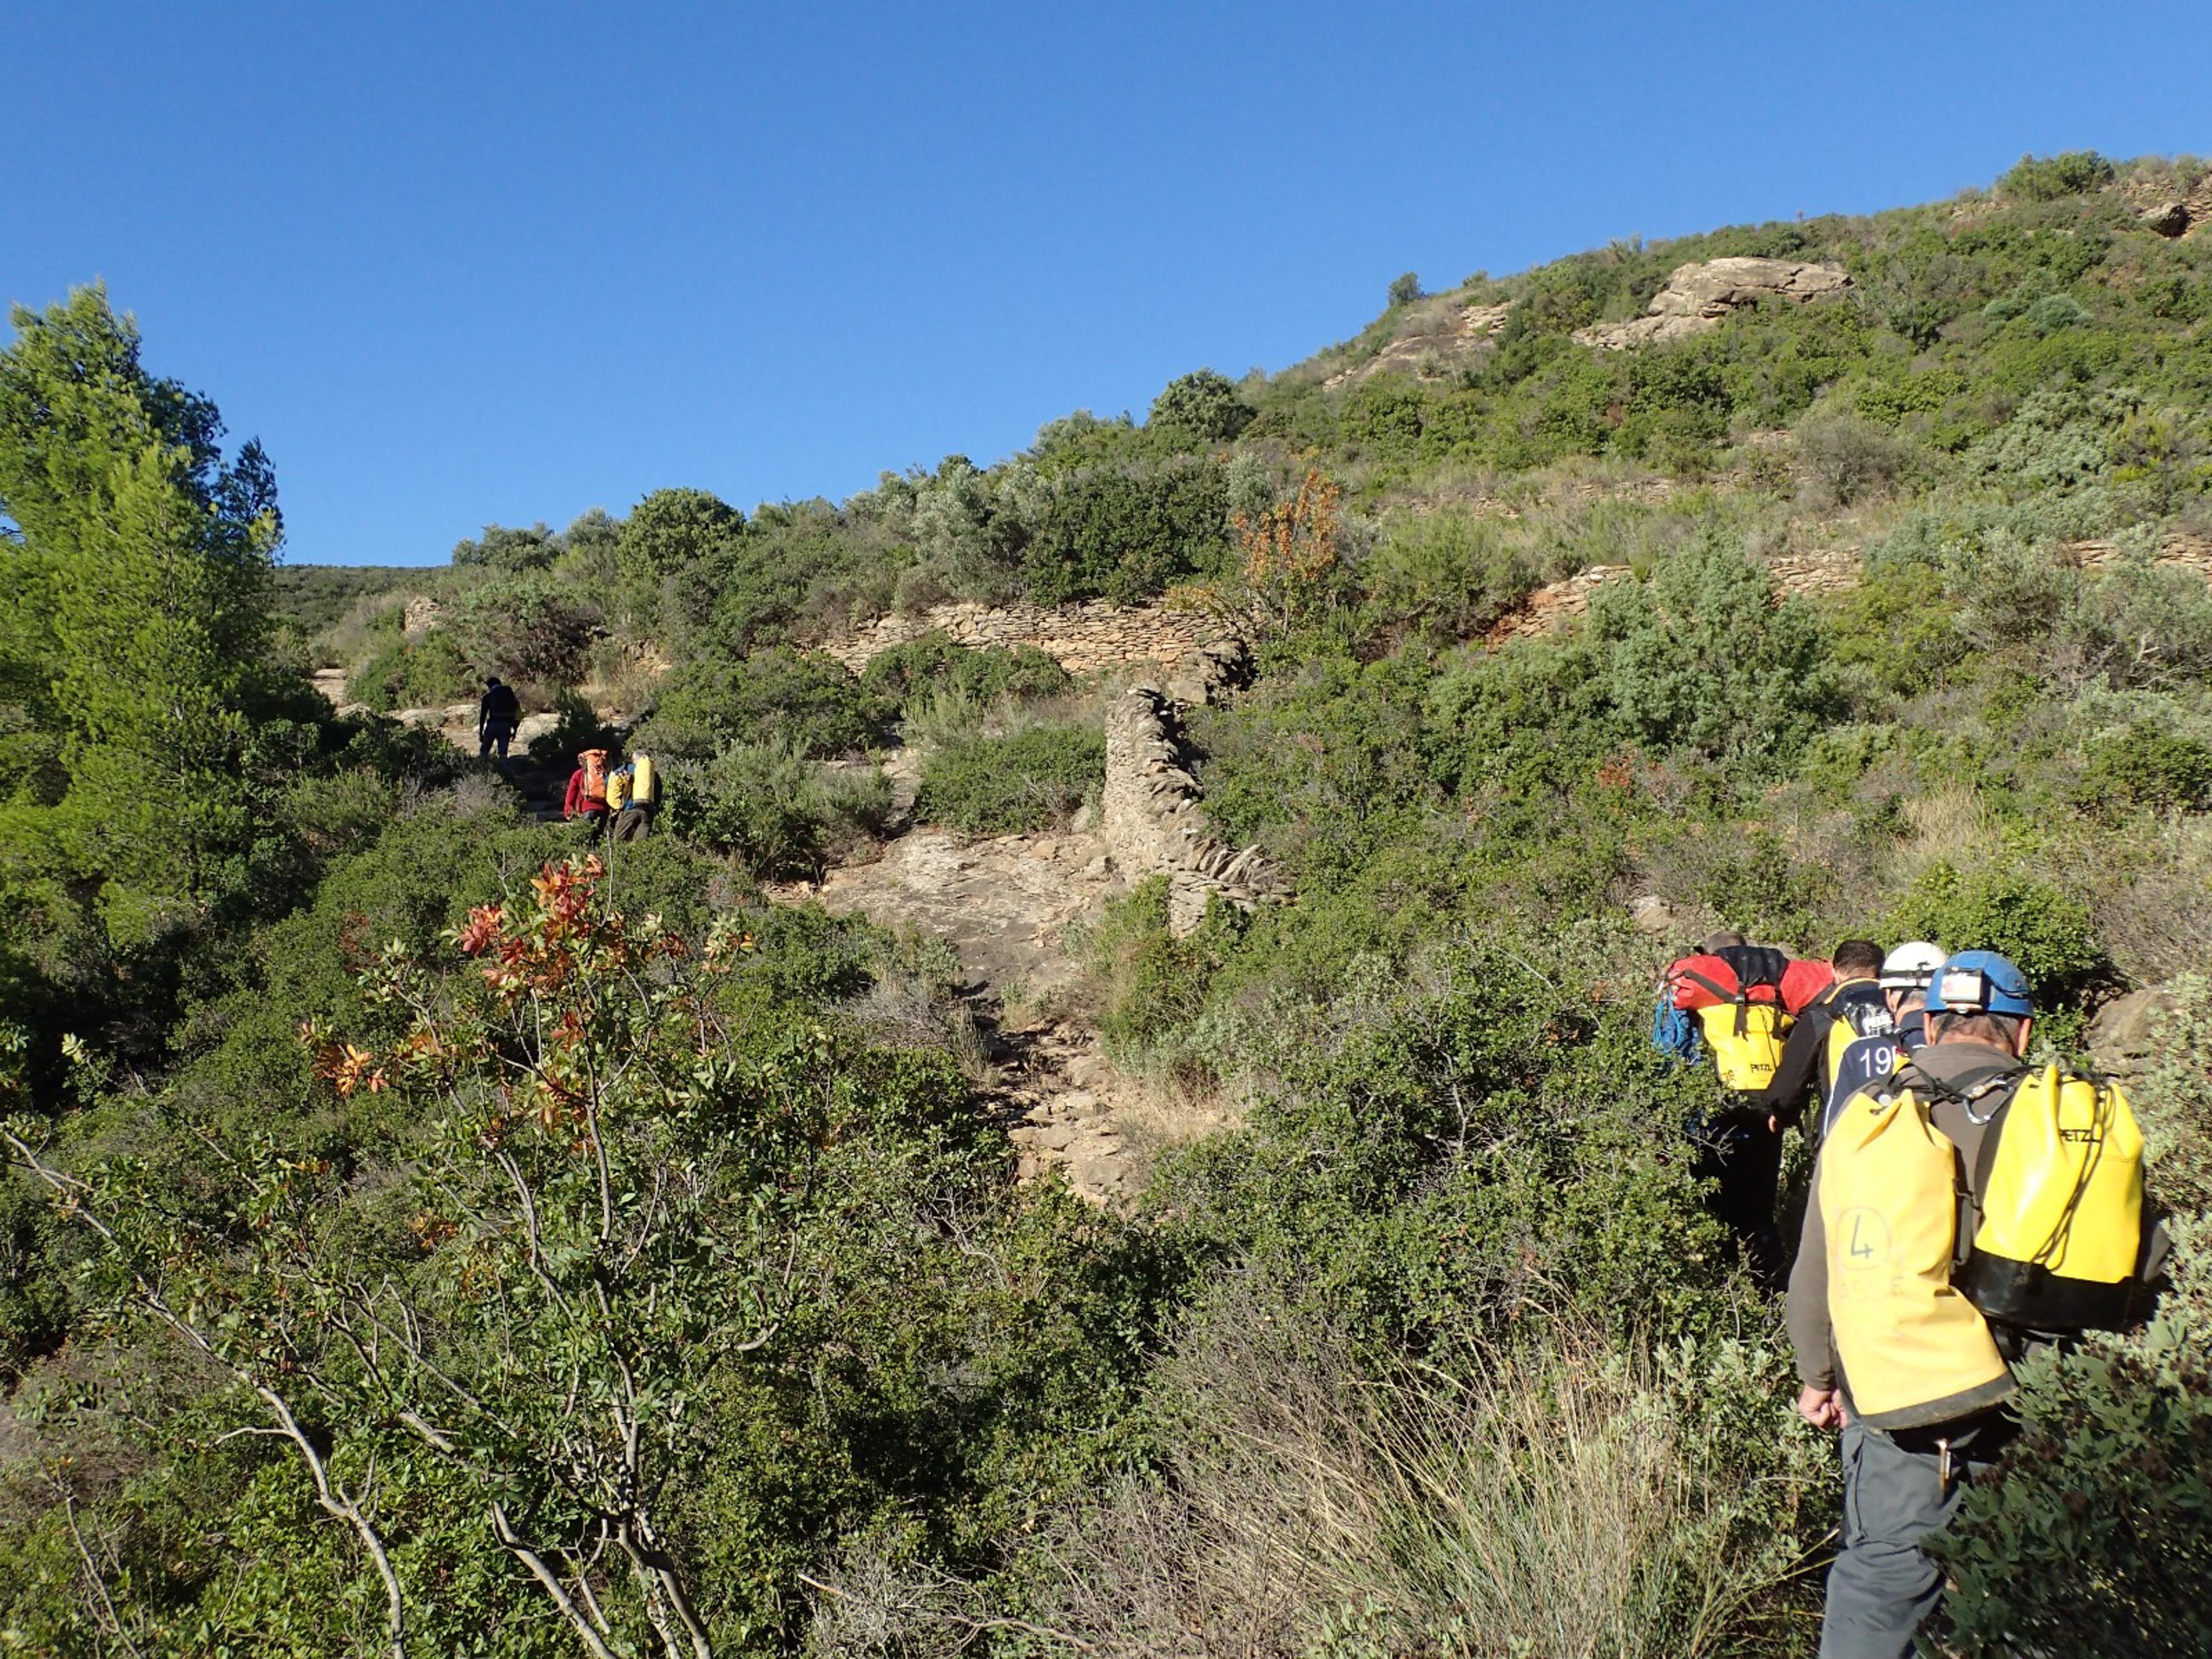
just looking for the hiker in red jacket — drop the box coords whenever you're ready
[564,747,612,842]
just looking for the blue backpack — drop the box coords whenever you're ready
[1651,987,1705,1067]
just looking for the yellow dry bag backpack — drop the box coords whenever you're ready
[606,765,633,811]
[1818,1085,2015,1431]
[1957,1066,2146,1331]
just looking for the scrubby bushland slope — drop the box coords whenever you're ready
[5,152,2212,1656]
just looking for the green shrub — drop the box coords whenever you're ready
[1883,863,2105,1009]
[1359,507,1538,644]
[2080,722,2212,815]
[914,722,1102,834]
[349,628,474,712]
[662,738,894,880]
[1794,411,1909,508]
[856,634,1069,716]
[638,646,883,759]
[1999,150,2116,202]
[1589,533,1839,776]
[1147,369,1255,445]
[446,574,603,688]
[1022,458,1229,604]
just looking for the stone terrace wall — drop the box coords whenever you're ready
[1102,685,1286,936]
[821,599,1207,677]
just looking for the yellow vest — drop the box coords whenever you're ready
[1819,1086,2015,1430]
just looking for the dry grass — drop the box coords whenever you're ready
[986,1307,1817,1659]
[1895,782,2006,883]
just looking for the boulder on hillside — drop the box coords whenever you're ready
[1579,257,1853,349]
[2088,986,2178,1078]
[2142,200,2192,238]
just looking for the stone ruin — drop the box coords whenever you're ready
[1102,682,1286,937]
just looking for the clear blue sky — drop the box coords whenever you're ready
[9,1,2209,567]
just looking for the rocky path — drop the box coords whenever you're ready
[774,795,1171,1206]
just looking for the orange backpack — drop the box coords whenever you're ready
[578,748,610,802]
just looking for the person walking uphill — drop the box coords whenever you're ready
[1788,951,2156,1659]
[564,746,613,842]
[1755,940,1892,1141]
[478,676,521,766]
[1656,931,1834,1286]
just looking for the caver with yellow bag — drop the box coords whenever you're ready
[1786,950,2154,1659]
[1657,935,1834,1286]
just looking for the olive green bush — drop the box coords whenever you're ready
[639,645,884,759]
[913,721,1102,835]
[662,738,895,880]
[855,633,1068,716]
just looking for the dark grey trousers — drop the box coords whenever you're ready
[1820,1421,1976,1659]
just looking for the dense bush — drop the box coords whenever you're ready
[663,739,896,880]
[855,633,1068,715]
[914,721,1103,834]
[1147,368,1255,445]
[1999,150,2117,201]
[446,573,603,688]
[348,625,474,711]
[1588,533,1839,775]
[1883,862,2105,1010]
[1022,457,1230,604]
[639,645,883,759]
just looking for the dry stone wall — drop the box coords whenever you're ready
[822,599,1208,677]
[1102,685,1285,936]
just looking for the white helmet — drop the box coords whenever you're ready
[1879,940,1946,992]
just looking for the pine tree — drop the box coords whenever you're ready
[0,285,281,951]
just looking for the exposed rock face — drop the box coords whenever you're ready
[2143,200,2193,238]
[1579,257,1853,349]
[1482,564,1631,647]
[401,594,444,639]
[1102,686,1285,936]
[2088,987,2177,1078]
[1324,299,1514,389]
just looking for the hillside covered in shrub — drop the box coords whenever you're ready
[5,152,2212,1656]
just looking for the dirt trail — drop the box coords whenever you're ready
[776,765,1185,1204]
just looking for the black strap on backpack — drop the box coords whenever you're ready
[1679,946,1790,1040]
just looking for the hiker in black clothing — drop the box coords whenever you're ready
[1757,939,1893,1144]
[478,676,521,765]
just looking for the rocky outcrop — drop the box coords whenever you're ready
[401,594,444,639]
[2142,200,2192,238]
[2088,987,2177,1078]
[1102,686,1285,936]
[822,599,1209,679]
[1324,299,1514,389]
[1579,258,1853,350]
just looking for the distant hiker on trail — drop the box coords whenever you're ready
[1813,941,1945,1144]
[564,745,612,842]
[1655,930,1834,1287]
[1788,950,2161,1659]
[478,676,521,765]
[1755,940,1892,1141]
[608,751,658,843]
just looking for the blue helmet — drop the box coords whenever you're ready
[1926,950,2033,1019]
